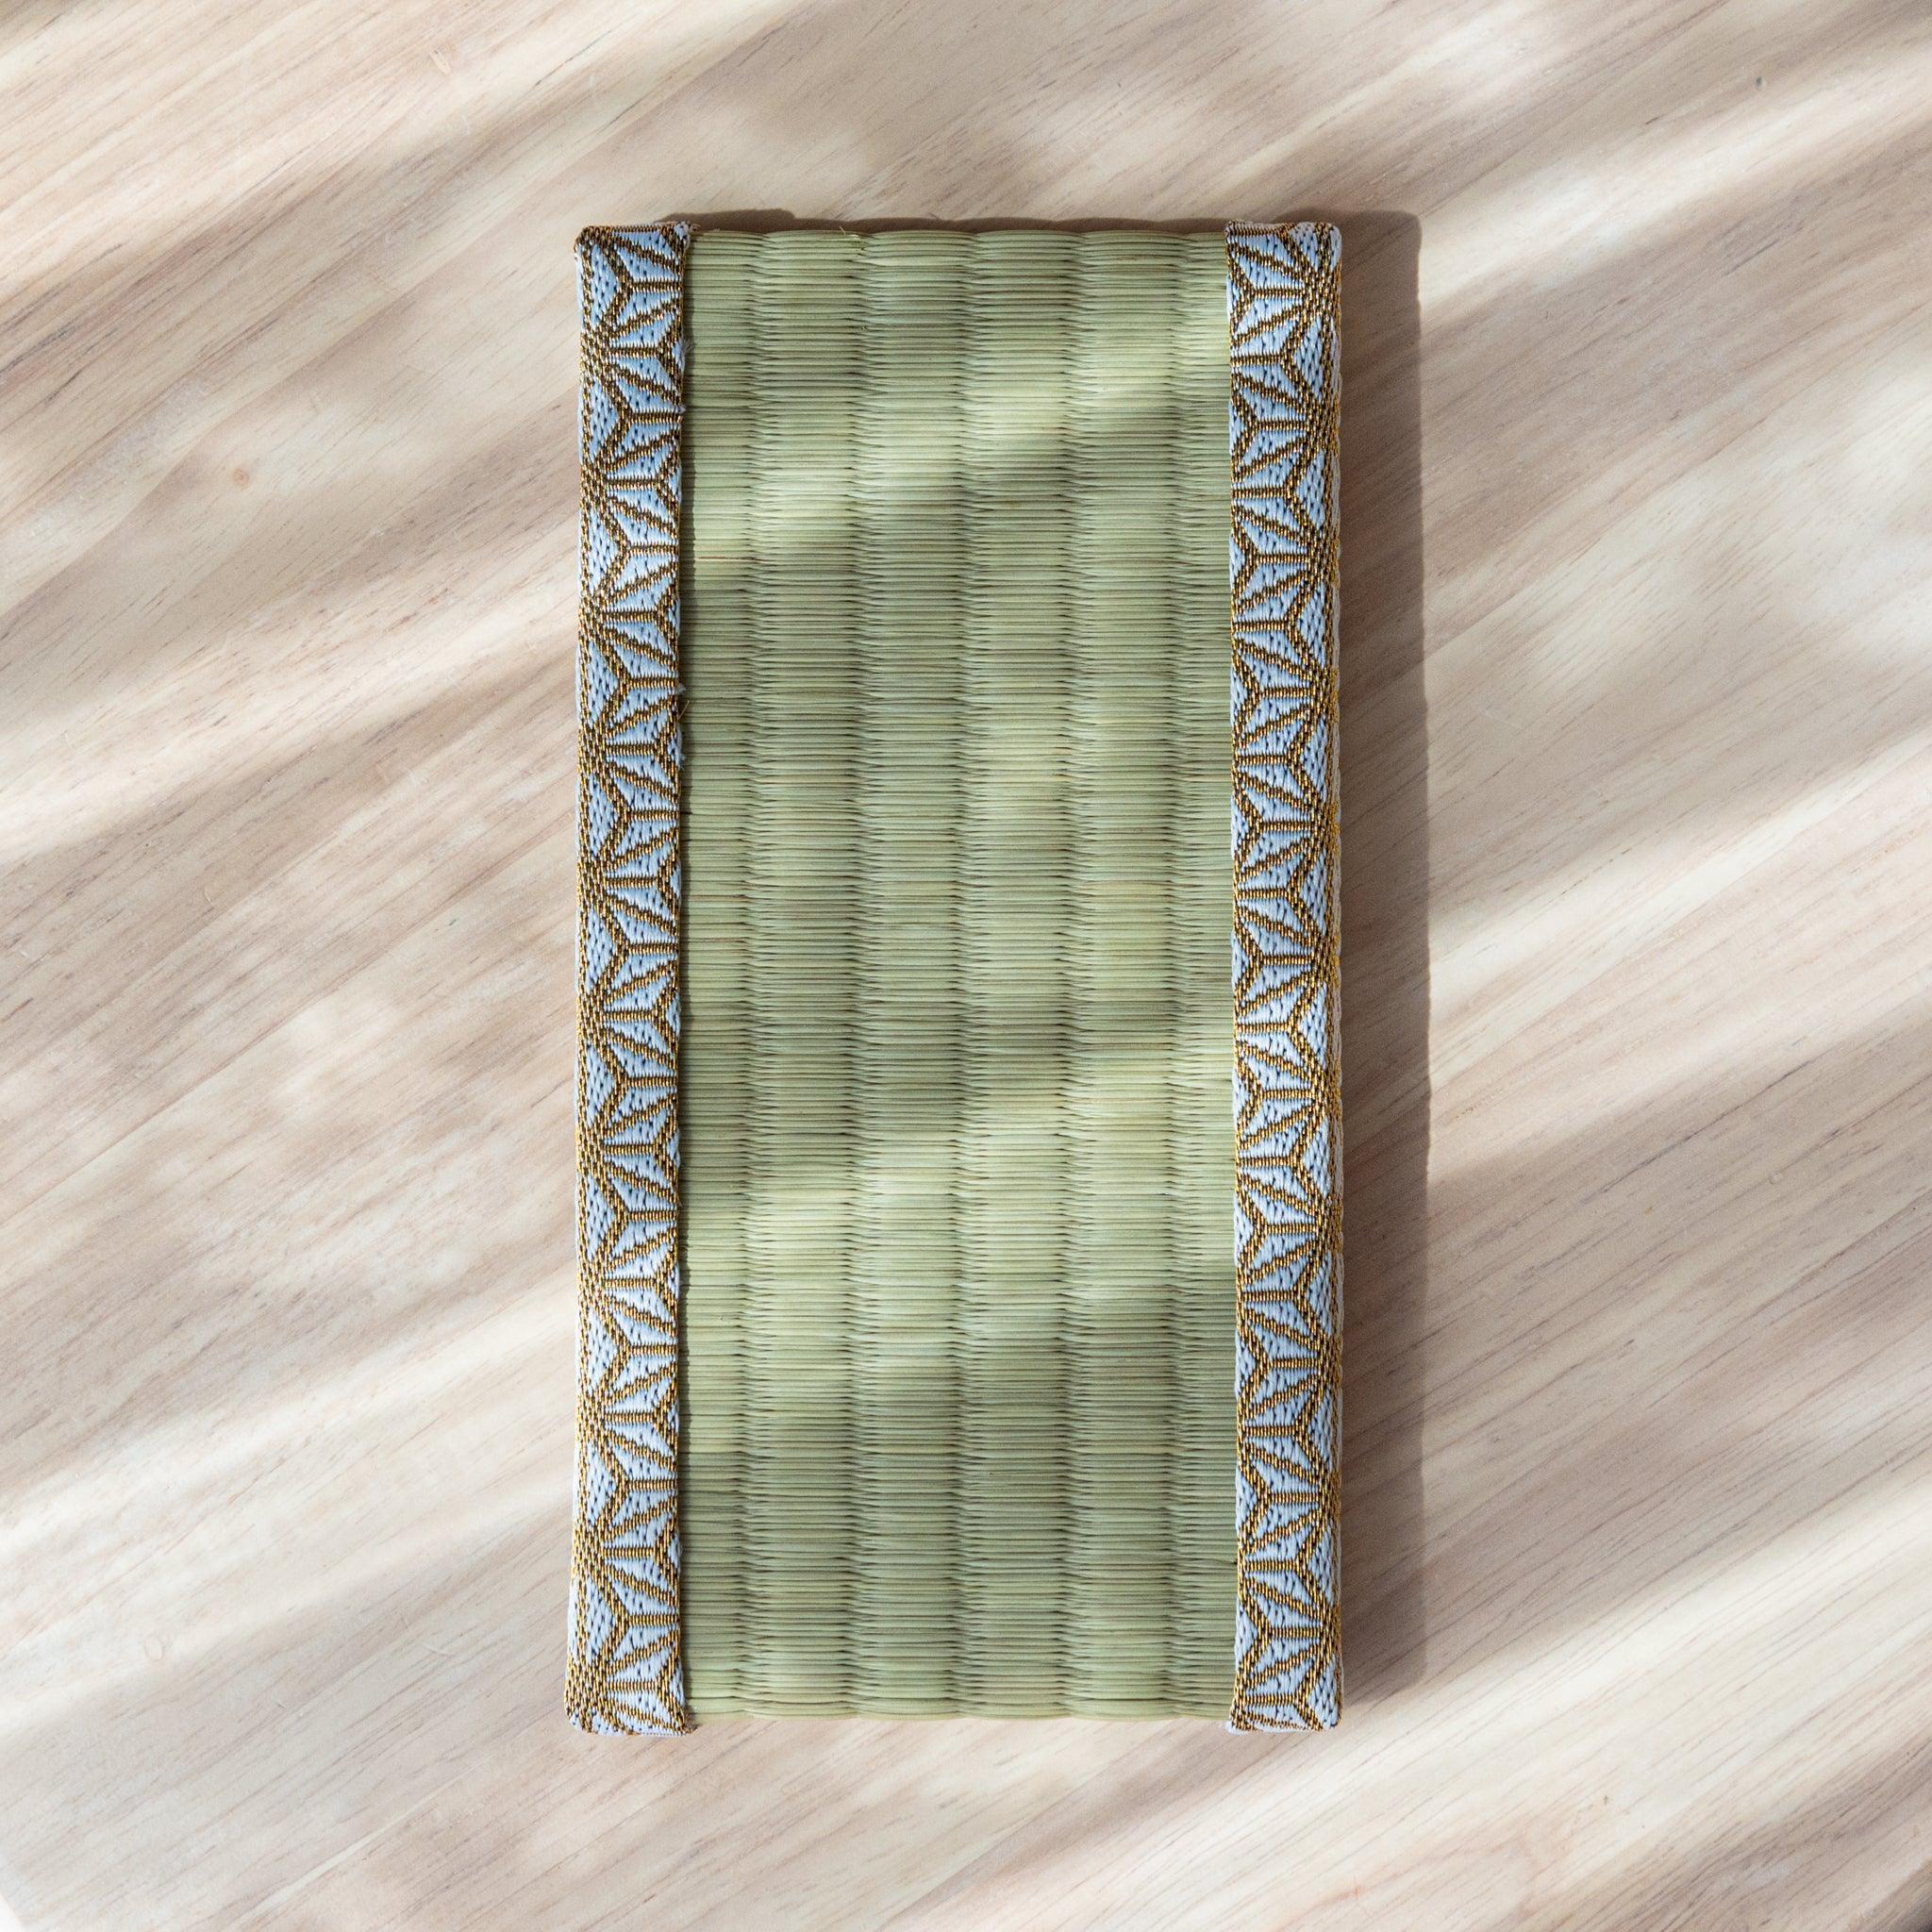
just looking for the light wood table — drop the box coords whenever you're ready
[5,2,1929,1925]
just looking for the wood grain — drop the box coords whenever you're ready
[3,1,1929,1925]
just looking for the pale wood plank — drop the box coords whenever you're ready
[3,1,1929,1925]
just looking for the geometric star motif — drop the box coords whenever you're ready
[1227,222,1343,1732]
[566,224,691,1736]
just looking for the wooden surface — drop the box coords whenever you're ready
[4,1,1929,1925]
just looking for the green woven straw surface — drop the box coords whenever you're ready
[680,229,1235,1717]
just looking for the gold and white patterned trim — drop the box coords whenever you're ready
[567,224,691,1736]
[1227,221,1343,1731]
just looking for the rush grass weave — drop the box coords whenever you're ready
[679,231,1236,1717]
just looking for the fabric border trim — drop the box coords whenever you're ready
[1227,221,1344,1732]
[566,223,692,1737]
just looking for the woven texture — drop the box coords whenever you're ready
[569,223,1344,1732]
[679,230,1237,1718]
[1228,223,1342,1730]
[568,225,692,1736]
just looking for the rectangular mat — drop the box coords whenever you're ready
[570,222,1341,1733]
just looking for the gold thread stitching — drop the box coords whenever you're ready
[567,223,693,1737]
[1227,222,1343,1732]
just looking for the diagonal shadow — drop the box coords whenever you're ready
[1330,211,1428,1702]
